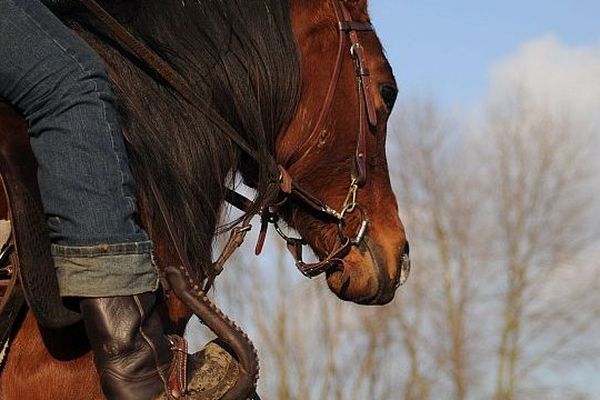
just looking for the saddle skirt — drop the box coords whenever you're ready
[0,98,80,331]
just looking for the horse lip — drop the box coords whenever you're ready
[363,237,410,305]
[326,267,373,304]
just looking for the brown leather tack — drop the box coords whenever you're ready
[167,335,189,400]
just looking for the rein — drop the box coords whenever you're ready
[77,0,377,283]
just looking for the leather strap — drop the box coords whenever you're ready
[338,21,374,32]
[224,189,256,214]
[287,236,350,277]
[284,8,348,168]
[209,216,253,290]
[166,335,189,400]
[284,1,375,189]
[337,1,376,187]
[165,266,259,400]
[78,0,267,167]
[339,3,378,128]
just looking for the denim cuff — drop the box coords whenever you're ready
[51,240,159,297]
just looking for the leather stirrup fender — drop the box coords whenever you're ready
[0,100,81,328]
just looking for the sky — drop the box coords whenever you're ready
[369,0,600,110]
[369,1,600,396]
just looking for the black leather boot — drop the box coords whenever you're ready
[80,293,173,400]
[80,293,242,400]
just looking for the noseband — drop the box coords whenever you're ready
[77,0,403,287]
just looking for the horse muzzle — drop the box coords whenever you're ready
[325,235,411,305]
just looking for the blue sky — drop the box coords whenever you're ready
[369,1,600,396]
[369,0,600,108]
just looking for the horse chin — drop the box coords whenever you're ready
[325,240,397,305]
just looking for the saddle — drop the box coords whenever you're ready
[0,99,81,334]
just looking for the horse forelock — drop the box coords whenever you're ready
[71,0,301,277]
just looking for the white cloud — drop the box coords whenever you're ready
[487,35,600,129]
[482,35,600,196]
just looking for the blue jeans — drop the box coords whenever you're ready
[0,0,158,297]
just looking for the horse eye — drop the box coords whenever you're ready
[380,84,398,112]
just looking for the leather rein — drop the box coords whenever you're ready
[77,0,378,288]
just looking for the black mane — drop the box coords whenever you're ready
[67,0,301,277]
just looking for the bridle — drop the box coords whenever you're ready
[77,0,410,289]
[215,0,386,284]
[252,1,379,277]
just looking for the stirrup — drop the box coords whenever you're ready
[157,336,240,400]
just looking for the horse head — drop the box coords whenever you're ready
[276,0,409,305]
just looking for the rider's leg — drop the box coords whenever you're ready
[0,0,156,297]
[0,1,173,398]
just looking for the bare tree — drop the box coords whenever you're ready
[386,91,599,399]
[390,97,486,400]
[184,87,600,399]
[481,88,600,400]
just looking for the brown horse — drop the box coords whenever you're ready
[0,0,407,398]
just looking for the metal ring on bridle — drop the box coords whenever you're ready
[337,203,369,246]
[272,219,306,245]
[350,42,361,58]
[273,220,290,241]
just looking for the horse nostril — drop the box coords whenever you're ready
[403,240,410,256]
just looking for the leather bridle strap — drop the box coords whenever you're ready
[337,1,377,187]
[284,5,347,167]
[283,1,376,188]
[339,5,378,128]
[78,0,266,166]
[286,236,350,277]
[276,1,377,276]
